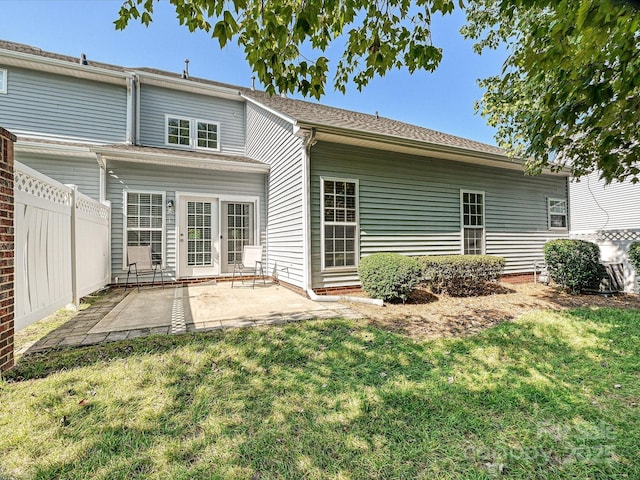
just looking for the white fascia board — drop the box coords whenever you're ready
[0,50,131,86]
[305,123,570,176]
[14,140,97,159]
[241,94,297,125]
[135,70,242,101]
[90,147,270,174]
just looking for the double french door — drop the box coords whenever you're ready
[178,196,254,277]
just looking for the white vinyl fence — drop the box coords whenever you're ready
[14,162,111,330]
[571,229,640,293]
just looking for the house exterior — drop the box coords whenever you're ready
[0,40,570,295]
[570,173,639,293]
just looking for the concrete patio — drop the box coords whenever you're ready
[19,282,361,355]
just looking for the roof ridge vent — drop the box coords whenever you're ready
[80,53,88,65]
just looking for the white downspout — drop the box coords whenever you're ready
[134,74,141,145]
[125,75,133,144]
[300,128,382,307]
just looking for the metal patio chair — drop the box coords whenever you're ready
[231,245,265,288]
[125,245,164,291]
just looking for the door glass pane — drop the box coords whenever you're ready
[226,202,253,265]
[186,201,213,266]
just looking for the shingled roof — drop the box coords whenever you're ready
[242,89,505,156]
[1,39,504,157]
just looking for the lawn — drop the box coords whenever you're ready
[1,307,639,479]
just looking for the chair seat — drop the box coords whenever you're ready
[232,245,265,288]
[126,245,164,291]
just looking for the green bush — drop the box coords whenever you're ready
[417,255,505,296]
[543,239,602,293]
[358,253,422,303]
[629,241,640,272]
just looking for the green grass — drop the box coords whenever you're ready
[1,307,639,479]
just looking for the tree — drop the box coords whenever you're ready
[116,0,640,183]
[115,0,457,99]
[462,0,640,183]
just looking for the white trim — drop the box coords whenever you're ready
[91,146,269,174]
[164,114,192,148]
[174,191,261,278]
[242,94,297,125]
[194,119,221,152]
[0,68,6,94]
[548,197,568,230]
[320,176,360,272]
[122,190,166,270]
[460,189,486,255]
[0,48,131,85]
[164,114,221,152]
[11,129,116,146]
[134,70,241,100]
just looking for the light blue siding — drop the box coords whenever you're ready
[107,161,266,281]
[245,103,305,288]
[15,152,100,201]
[0,66,127,143]
[311,142,569,288]
[138,85,246,155]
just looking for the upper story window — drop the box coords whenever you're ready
[165,115,220,151]
[548,198,567,229]
[461,190,485,255]
[0,69,7,94]
[321,178,359,270]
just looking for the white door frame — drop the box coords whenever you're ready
[175,192,260,278]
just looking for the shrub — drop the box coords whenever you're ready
[417,255,505,296]
[629,241,640,272]
[543,239,602,293]
[358,253,422,303]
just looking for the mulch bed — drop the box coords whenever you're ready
[345,282,640,340]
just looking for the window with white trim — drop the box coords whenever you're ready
[548,198,567,229]
[167,117,190,146]
[125,192,164,265]
[461,190,485,255]
[165,115,219,150]
[0,69,7,94]
[322,178,358,269]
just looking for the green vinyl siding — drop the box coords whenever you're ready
[310,142,569,289]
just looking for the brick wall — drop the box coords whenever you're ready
[0,127,15,374]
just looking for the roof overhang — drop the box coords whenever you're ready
[0,49,131,86]
[14,139,98,159]
[134,70,242,101]
[90,146,270,174]
[298,122,570,176]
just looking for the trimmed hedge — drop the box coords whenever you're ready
[358,253,422,303]
[543,239,602,293]
[417,255,505,296]
[629,241,640,272]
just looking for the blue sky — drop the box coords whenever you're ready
[0,0,506,145]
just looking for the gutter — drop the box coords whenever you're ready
[297,127,383,307]
[90,146,270,174]
[0,49,131,85]
[134,70,241,101]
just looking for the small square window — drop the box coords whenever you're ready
[166,116,191,146]
[0,69,6,94]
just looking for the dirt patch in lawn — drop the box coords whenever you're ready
[346,283,640,340]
